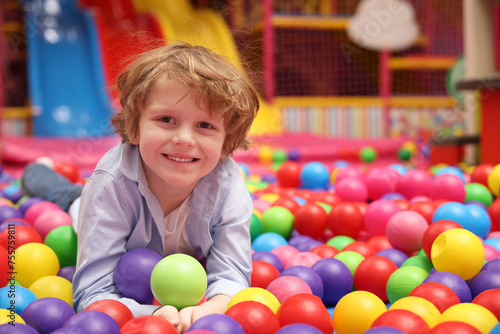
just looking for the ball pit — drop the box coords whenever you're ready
[225,301,280,334]
[20,297,75,334]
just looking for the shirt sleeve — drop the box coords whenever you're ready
[72,171,159,317]
[204,165,253,300]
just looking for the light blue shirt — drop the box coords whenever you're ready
[72,141,252,316]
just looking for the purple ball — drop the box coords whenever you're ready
[375,248,409,267]
[114,248,162,303]
[482,258,500,271]
[0,323,38,334]
[275,323,323,334]
[423,271,472,303]
[21,297,75,334]
[288,235,316,250]
[0,206,23,224]
[188,314,245,334]
[280,265,324,299]
[380,192,405,200]
[469,270,500,299]
[364,326,406,334]
[18,197,44,215]
[62,311,119,334]
[252,251,284,272]
[295,239,323,252]
[311,258,352,306]
[0,219,30,233]
[58,266,76,283]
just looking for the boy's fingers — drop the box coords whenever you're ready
[153,305,180,327]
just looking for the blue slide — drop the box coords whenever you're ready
[24,0,114,137]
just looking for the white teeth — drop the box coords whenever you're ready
[167,155,194,162]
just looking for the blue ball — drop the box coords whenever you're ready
[0,285,37,315]
[490,322,500,334]
[483,238,500,253]
[465,204,491,239]
[251,232,288,252]
[432,202,473,231]
[389,163,408,175]
[300,162,329,190]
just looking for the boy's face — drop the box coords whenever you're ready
[132,78,226,197]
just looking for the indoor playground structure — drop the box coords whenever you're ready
[2,0,500,333]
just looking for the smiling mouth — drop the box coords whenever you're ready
[163,154,198,162]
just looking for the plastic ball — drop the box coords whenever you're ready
[354,255,398,301]
[0,308,25,325]
[430,174,465,202]
[84,299,133,328]
[270,245,299,269]
[293,203,327,239]
[409,201,435,224]
[257,145,274,165]
[371,309,429,334]
[23,201,61,226]
[398,147,412,161]
[471,164,494,187]
[437,303,497,334]
[276,162,301,188]
[396,170,431,200]
[62,310,120,334]
[375,248,409,267]
[0,285,37,315]
[252,232,288,252]
[276,294,334,334]
[266,276,312,303]
[333,291,386,334]
[489,199,500,232]
[335,177,368,202]
[15,243,60,287]
[44,225,77,268]
[115,248,162,303]
[150,253,207,309]
[364,167,399,201]
[465,183,493,207]
[0,224,42,250]
[275,323,323,334]
[279,265,324,299]
[423,271,472,303]
[225,301,280,334]
[343,241,377,258]
[28,275,72,306]
[432,202,473,231]
[54,162,80,183]
[386,211,428,253]
[389,296,441,327]
[484,243,500,261]
[422,219,463,259]
[367,235,393,252]
[364,199,401,237]
[0,323,37,334]
[17,197,43,216]
[325,235,354,251]
[285,252,321,269]
[409,282,460,313]
[427,321,482,334]
[472,288,500,321]
[190,314,246,334]
[251,260,280,289]
[309,244,339,259]
[431,228,485,280]
[434,166,465,182]
[252,251,284,272]
[227,287,280,313]
[299,162,329,190]
[469,270,500,299]
[0,206,23,224]
[487,163,500,197]
[386,266,429,304]
[57,266,75,283]
[465,204,492,239]
[359,146,378,163]
[311,258,353,306]
[119,315,177,334]
[363,327,405,334]
[326,202,364,239]
[20,297,75,333]
[334,251,365,276]
[401,255,433,273]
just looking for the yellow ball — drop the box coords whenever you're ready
[0,308,25,324]
[431,228,485,280]
[487,163,500,197]
[389,296,441,328]
[257,145,274,164]
[227,287,280,313]
[29,276,73,307]
[333,291,387,334]
[402,141,418,154]
[330,168,341,184]
[252,209,263,219]
[15,243,60,287]
[259,193,280,204]
[437,303,497,334]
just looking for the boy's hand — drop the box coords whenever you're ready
[152,305,182,331]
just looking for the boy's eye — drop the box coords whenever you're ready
[159,116,174,123]
[199,122,214,129]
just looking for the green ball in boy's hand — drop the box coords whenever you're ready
[150,253,207,310]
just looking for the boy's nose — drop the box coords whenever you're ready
[172,126,195,146]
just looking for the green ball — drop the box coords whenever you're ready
[465,182,493,207]
[250,213,263,241]
[273,149,288,163]
[44,225,77,268]
[359,146,378,163]
[386,266,429,304]
[401,255,433,273]
[260,206,294,239]
[151,254,207,309]
[334,251,365,276]
[397,148,412,161]
[326,235,355,251]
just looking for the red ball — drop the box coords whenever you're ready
[251,260,280,289]
[276,162,301,188]
[326,202,364,239]
[343,241,377,258]
[408,282,461,313]
[421,220,463,259]
[293,203,328,239]
[427,321,481,334]
[0,225,42,250]
[272,196,300,215]
[488,198,500,232]
[120,315,177,334]
[472,288,500,321]
[366,235,393,252]
[309,244,339,259]
[84,299,134,327]
[393,199,411,210]
[54,162,80,183]
[276,294,334,334]
[353,255,397,301]
[409,201,435,225]
[371,309,429,334]
[471,164,494,187]
[225,301,280,334]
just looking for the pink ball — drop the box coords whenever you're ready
[336,167,363,183]
[487,231,500,239]
[253,199,271,213]
[386,210,429,253]
[364,199,401,236]
[266,276,313,303]
[33,210,73,240]
[24,201,61,226]
[396,169,431,200]
[410,196,431,203]
[335,177,368,202]
[483,243,500,261]
[430,174,466,202]
[285,252,322,269]
[364,167,400,201]
[271,245,300,269]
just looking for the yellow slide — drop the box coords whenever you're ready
[132,0,282,136]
